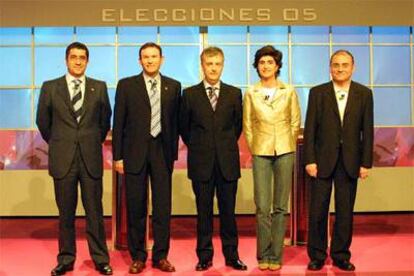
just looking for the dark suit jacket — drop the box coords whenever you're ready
[304,81,374,179]
[36,76,112,179]
[179,81,243,182]
[112,73,181,173]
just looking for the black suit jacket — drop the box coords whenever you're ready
[304,81,374,179]
[112,73,181,173]
[36,76,112,179]
[179,81,243,182]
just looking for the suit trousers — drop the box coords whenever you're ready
[192,158,240,262]
[125,135,172,264]
[307,149,358,262]
[53,146,109,266]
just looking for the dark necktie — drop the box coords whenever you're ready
[207,87,218,111]
[72,79,82,122]
[149,79,161,137]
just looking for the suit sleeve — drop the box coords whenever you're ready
[179,89,191,146]
[242,89,254,152]
[112,80,126,161]
[361,88,374,168]
[234,89,243,140]
[36,82,52,143]
[100,82,112,143]
[303,87,318,165]
[172,81,182,160]
[290,87,301,142]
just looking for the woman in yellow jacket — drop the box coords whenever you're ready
[243,45,301,271]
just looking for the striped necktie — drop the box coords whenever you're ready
[207,87,218,111]
[72,79,82,122]
[149,79,161,137]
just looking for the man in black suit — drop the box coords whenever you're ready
[304,50,374,271]
[179,47,247,271]
[36,42,112,275]
[112,42,180,274]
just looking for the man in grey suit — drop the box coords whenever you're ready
[304,50,373,271]
[179,47,247,271]
[36,42,113,275]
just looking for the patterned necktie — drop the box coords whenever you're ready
[207,87,218,111]
[149,79,161,137]
[71,79,82,122]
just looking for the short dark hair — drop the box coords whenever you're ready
[200,46,224,63]
[330,49,354,64]
[253,45,283,77]
[139,42,162,59]
[65,42,89,60]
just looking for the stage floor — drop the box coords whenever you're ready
[1,214,413,275]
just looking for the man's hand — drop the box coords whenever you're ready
[114,160,124,174]
[359,167,369,179]
[306,163,318,178]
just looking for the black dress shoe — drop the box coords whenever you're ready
[95,263,113,275]
[307,260,324,271]
[225,259,247,270]
[51,263,74,275]
[195,260,212,271]
[333,260,355,271]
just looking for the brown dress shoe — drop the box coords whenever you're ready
[129,260,146,274]
[153,259,176,272]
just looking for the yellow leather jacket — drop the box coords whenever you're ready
[243,81,301,156]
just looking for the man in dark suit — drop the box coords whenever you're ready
[304,50,374,271]
[179,47,247,271]
[36,42,112,275]
[112,42,180,274]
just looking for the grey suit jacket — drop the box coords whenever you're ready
[36,76,112,179]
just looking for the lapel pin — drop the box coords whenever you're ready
[91,87,95,92]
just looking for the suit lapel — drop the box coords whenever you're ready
[136,73,151,109]
[78,77,94,124]
[57,76,76,118]
[215,81,227,112]
[343,81,360,122]
[327,82,341,121]
[160,74,170,122]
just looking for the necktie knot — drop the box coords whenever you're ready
[207,87,217,99]
[150,79,157,90]
[73,79,81,90]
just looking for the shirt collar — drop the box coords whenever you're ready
[333,83,350,94]
[66,73,86,85]
[143,72,161,85]
[203,80,220,91]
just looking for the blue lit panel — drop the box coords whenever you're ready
[35,47,66,86]
[33,89,40,121]
[372,26,410,43]
[76,27,116,43]
[291,46,330,85]
[373,46,410,84]
[291,26,329,43]
[34,27,74,44]
[162,46,199,85]
[160,26,199,43]
[0,28,32,45]
[0,47,32,86]
[0,90,32,128]
[374,87,411,126]
[332,46,370,85]
[249,45,289,84]
[208,26,247,44]
[87,47,116,86]
[108,88,116,126]
[118,46,140,80]
[118,27,157,43]
[296,87,310,126]
[332,26,369,43]
[249,26,288,44]
[220,46,247,86]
